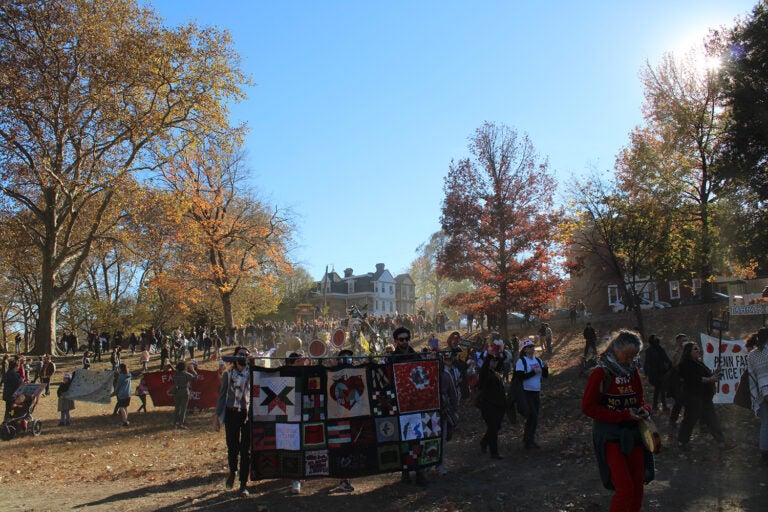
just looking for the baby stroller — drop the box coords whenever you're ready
[1,383,45,440]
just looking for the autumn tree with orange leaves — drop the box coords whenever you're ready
[0,0,249,354]
[438,122,564,342]
[161,137,294,335]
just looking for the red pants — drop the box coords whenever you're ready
[605,442,644,512]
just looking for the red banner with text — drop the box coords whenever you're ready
[144,369,220,409]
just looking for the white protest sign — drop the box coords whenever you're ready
[699,333,747,404]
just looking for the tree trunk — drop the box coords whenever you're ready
[632,306,646,341]
[221,290,234,336]
[33,245,61,356]
[499,284,510,344]
[700,202,713,301]
[33,290,57,356]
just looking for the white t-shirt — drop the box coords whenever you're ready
[516,356,543,392]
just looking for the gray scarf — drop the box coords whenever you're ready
[599,351,637,379]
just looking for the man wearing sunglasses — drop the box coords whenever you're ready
[392,327,417,360]
[214,346,252,497]
[390,327,428,486]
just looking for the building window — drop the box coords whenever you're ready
[669,280,680,300]
[389,285,394,294]
[608,285,621,306]
[692,278,701,297]
[347,280,354,294]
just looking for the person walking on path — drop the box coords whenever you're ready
[437,351,460,475]
[139,348,150,372]
[113,363,132,427]
[676,341,732,451]
[0,354,7,388]
[582,330,653,512]
[515,338,548,449]
[81,350,92,370]
[40,355,56,396]
[57,373,75,425]
[747,327,768,466]
[3,360,22,421]
[583,322,598,361]
[110,346,122,372]
[214,346,252,497]
[668,333,689,427]
[136,376,149,413]
[477,353,507,460]
[390,327,429,486]
[643,335,671,412]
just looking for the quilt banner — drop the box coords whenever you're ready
[63,368,115,404]
[250,360,443,480]
[144,369,220,409]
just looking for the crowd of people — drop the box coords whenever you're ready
[2,317,767,510]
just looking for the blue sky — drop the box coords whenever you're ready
[150,0,756,281]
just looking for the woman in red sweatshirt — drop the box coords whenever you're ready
[582,330,653,512]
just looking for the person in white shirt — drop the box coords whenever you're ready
[514,338,548,449]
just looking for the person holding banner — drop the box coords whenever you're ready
[676,342,731,451]
[747,327,768,466]
[214,346,252,497]
[391,327,429,486]
[172,360,198,429]
[437,351,460,476]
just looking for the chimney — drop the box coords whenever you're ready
[344,268,353,278]
[376,263,385,272]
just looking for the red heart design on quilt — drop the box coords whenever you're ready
[330,375,365,410]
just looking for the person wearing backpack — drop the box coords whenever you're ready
[515,338,548,449]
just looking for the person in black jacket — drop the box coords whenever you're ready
[3,360,23,421]
[583,322,598,360]
[477,353,506,459]
[390,327,430,486]
[676,342,731,451]
[643,335,671,412]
